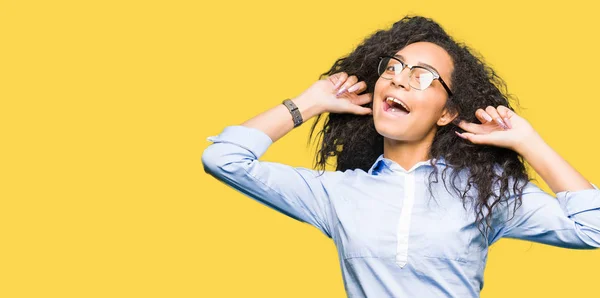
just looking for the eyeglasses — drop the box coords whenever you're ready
[377,56,453,97]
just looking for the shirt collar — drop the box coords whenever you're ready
[367,154,447,175]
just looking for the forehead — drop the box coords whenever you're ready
[395,42,453,79]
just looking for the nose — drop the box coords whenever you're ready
[390,67,410,90]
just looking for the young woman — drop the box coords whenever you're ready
[202,16,600,297]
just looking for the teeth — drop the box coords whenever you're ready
[386,97,409,112]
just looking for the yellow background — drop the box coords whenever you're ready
[2,0,600,297]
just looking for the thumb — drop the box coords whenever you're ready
[461,132,491,145]
[347,103,372,115]
[353,93,373,106]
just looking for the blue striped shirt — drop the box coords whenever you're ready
[202,125,600,297]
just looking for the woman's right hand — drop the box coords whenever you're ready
[293,72,373,115]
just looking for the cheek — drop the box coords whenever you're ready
[372,80,385,107]
[413,102,441,119]
[415,91,447,114]
[404,97,447,130]
[373,77,388,93]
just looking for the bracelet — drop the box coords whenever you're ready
[282,99,303,128]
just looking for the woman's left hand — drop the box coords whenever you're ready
[455,105,539,152]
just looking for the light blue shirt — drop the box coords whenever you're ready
[202,125,600,297]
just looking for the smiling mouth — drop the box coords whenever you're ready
[383,97,410,115]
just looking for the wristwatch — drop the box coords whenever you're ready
[282,99,303,128]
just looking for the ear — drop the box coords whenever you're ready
[437,107,458,126]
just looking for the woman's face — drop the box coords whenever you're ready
[372,42,455,142]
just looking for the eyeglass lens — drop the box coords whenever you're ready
[378,57,435,90]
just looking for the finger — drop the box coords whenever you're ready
[336,75,358,97]
[347,81,367,94]
[348,104,372,115]
[351,93,373,106]
[475,108,493,124]
[457,120,486,134]
[485,106,508,130]
[496,105,514,129]
[327,75,337,86]
[338,91,371,105]
[496,105,516,118]
[331,72,348,90]
[455,131,487,145]
[455,130,469,140]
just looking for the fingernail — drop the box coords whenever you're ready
[483,113,493,122]
[336,88,347,97]
[495,117,508,130]
[455,131,467,139]
[503,117,512,129]
[347,85,359,93]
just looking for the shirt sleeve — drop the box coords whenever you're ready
[201,125,337,238]
[494,181,600,249]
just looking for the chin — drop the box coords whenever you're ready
[373,119,406,141]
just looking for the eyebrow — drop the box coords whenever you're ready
[393,54,441,76]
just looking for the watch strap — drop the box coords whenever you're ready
[282,99,303,128]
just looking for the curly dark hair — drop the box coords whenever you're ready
[308,15,530,237]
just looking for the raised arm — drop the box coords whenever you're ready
[202,73,372,237]
[516,133,593,192]
[457,105,594,192]
[241,72,372,142]
[457,105,600,248]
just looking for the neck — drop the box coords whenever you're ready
[383,129,436,171]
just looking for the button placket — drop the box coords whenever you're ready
[395,171,415,268]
